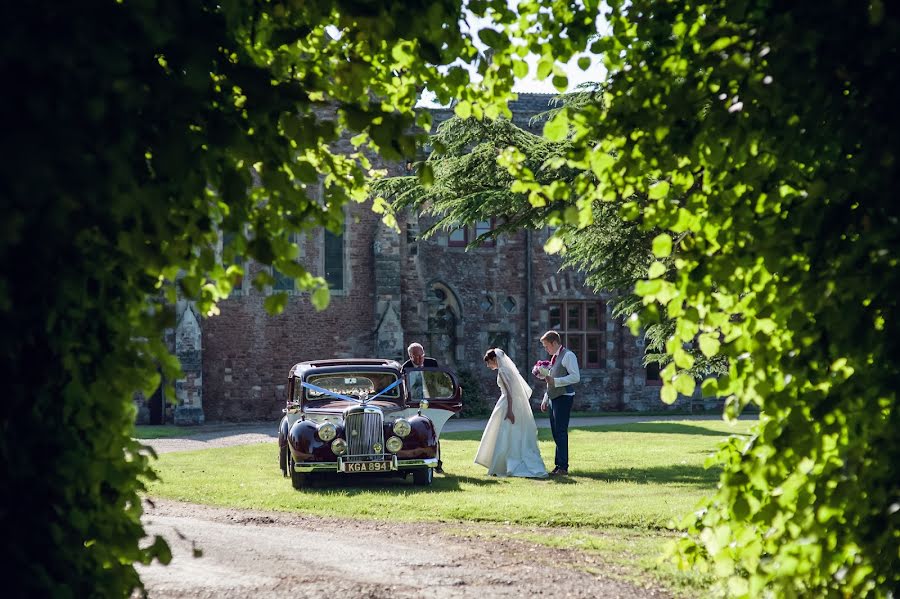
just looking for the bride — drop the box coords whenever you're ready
[474,348,548,478]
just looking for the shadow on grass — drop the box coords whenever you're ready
[555,463,720,486]
[135,422,275,441]
[446,422,741,442]
[299,472,503,494]
[572,422,740,437]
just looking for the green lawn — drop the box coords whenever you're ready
[134,425,198,439]
[146,419,751,595]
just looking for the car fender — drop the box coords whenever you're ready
[278,417,290,450]
[289,418,345,461]
[396,414,437,460]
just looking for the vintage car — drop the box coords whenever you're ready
[277,358,462,488]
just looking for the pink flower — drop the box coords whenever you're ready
[532,360,551,380]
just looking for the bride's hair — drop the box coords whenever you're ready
[483,348,498,363]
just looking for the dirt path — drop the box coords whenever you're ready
[137,499,672,599]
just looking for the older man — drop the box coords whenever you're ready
[400,342,438,371]
[400,342,442,473]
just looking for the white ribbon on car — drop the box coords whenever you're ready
[300,378,402,404]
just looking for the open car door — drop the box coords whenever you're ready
[404,367,462,411]
[403,367,462,437]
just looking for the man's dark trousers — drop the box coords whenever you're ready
[549,395,574,470]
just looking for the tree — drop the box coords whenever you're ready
[1,1,504,596]
[375,110,726,378]
[447,0,898,595]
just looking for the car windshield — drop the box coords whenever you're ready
[304,371,400,401]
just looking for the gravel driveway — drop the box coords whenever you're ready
[137,499,673,599]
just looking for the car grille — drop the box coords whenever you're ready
[345,411,384,461]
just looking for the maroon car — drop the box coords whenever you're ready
[277,359,461,488]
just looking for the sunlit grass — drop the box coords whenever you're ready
[147,420,750,528]
[134,425,198,439]
[146,420,750,594]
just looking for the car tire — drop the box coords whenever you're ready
[279,444,288,477]
[288,454,307,490]
[412,467,433,486]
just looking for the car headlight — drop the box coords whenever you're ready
[317,421,337,442]
[331,438,347,456]
[392,418,411,438]
[419,399,430,410]
[386,436,403,454]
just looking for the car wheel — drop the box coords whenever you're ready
[279,444,288,477]
[412,467,433,486]
[288,454,307,490]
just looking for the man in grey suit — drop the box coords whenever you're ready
[539,330,581,476]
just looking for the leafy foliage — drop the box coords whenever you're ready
[1,1,504,596]
[455,368,494,418]
[465,0,899,595]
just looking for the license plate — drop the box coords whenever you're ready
[342,460,392,473]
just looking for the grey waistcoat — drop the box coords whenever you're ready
[547,347,575,399]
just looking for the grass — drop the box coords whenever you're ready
[146,419,751,595]
[133,410,729,438]
[453,526,716,596]
[530,409,709,419]
[134,425,199,439]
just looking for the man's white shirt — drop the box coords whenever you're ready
[549,348,580,393]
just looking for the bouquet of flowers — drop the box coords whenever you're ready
[531,359,551,380]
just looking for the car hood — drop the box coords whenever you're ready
[303,400,406,415]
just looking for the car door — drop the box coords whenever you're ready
[403,367,462,413]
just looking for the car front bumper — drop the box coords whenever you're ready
[293,456,438,473]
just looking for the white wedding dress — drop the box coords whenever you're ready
[474,349,548,478]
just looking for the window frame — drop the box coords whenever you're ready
[323,226,345,291]
[221,231,246,298]
[474,218,496,247]
[271,232,302,294]
[448,226,468,247]
[645,361,663,386]
[548,300,605,369]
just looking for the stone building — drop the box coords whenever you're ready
[138,94,686,424]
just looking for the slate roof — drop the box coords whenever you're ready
[428,92,561,132]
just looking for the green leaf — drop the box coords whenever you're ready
[660,384,678,404]
[544,111,569,142]
[648,181,670,199]
[577,56,591,70]
[544,236,564,254]
[635,278,663,296]
[701,377,719,397]
[652,234,673,258]
[552,74,568,91]
[674,373,696,396]
[454,101,472,119]
[478,28,509,50]
[513,59,529,79]
[264,292,289,315]
[419,163,435,186]
[674,347,695,369]
[709,37,736,52]
[311,286,330,310]
[589,151,614,177]
[536,55,553,80]
[699,334,721,357]
[648,261,666,279]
